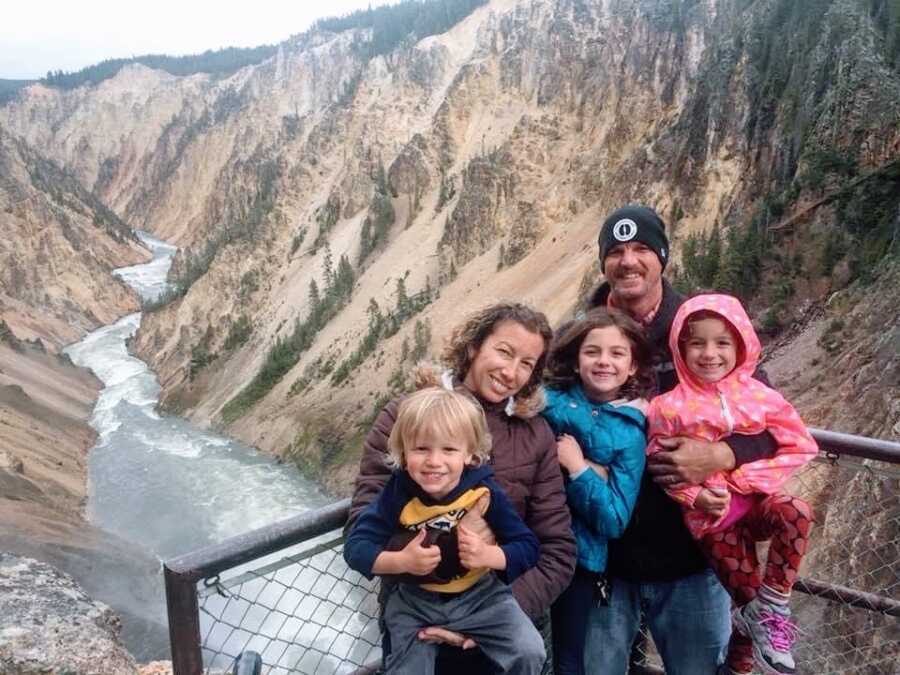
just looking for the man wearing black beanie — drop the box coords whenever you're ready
[582,205,778,675]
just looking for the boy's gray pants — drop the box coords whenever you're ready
[382,574,546,675]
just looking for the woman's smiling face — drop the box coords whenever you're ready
[463,320,546,403]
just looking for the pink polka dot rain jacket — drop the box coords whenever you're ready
[646,294,818,537]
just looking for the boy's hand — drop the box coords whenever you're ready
[458,524,506,570]
[557,434,588,475]
[694,487,730,519]
[400,529,441,576]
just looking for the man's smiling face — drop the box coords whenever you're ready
[603,241,663,305]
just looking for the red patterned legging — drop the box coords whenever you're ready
[700,493,815,672]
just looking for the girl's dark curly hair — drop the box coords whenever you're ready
[441,302,553,400]
[545,307,653,399]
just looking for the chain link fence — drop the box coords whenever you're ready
[165,432,900,675]
[198,536,381,674]
[630,450,900,674]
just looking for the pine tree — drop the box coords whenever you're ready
[367,298,383,333]
[713,226,744,296]
[322,243,335,291]
[336,254,355,297]
[395,277,410,317]
[702,225,722,287]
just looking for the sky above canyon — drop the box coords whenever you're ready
[1,0,380,79]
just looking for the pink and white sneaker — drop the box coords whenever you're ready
[733,598,799,675]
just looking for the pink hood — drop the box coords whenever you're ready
[647,294,818,536]
[669,294,761,394]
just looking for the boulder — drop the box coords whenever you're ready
[0,553,138,675]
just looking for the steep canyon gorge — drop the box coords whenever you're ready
[1,0,898,670]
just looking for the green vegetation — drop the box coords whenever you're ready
[189,327,216,380]
[239,270,259,299]
[19,143,134,245]
[223,315,253,352]
[331,276,435,386]
[290,227,308,257]
[436,171,456,212]
[358,165,396,265]
[0,79,35,105]
[284,416,362,483]
[220,245,356,423]
[356,316,432,437]
[799,148,859,193]
[834,161,900,281]
[312,195,342,251]
[142,288,182,312]
[820,229,849,275]
[22,0,489,104]
[166,155,281,298]
[868,0,900,69]
[187,314,254,380]
[315,0,488,60]
[673,221,768,302]
[40,45,277,90]
[287,353,337,397]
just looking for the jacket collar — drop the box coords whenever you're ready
[566,384,648,424]
[400,464,494,506]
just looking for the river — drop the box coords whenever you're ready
[63,231,330,659]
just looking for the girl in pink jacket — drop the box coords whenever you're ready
[647,294,816,675]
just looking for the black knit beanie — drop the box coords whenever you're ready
[597,205,669,269]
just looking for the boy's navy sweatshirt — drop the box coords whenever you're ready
[343,464,539,591]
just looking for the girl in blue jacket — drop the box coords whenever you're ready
[542,308,652,675]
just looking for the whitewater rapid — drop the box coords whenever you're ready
[64,232,328,560]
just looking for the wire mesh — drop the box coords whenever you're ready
[190,453,898,675]
[197,535,381,674]
[631,454,900,674]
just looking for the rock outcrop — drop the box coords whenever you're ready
[0,554,138,675]
[0,130,147,348]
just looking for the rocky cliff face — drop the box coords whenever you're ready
[1,0,897,670]
[0,121,161,667]
[1,0,897,493]
[0,130,146,348]
[0,554,138,675]
[764,256,900,671]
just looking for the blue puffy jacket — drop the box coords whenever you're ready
[542,385,647,573]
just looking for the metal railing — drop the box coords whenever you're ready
[163,429,900,674]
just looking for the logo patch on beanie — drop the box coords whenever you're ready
[612,218,638,242]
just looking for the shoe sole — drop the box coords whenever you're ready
[732,608,795,675]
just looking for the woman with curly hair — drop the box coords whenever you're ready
[348,302,576,674]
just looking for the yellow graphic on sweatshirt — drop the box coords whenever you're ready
[398,486,491,593]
